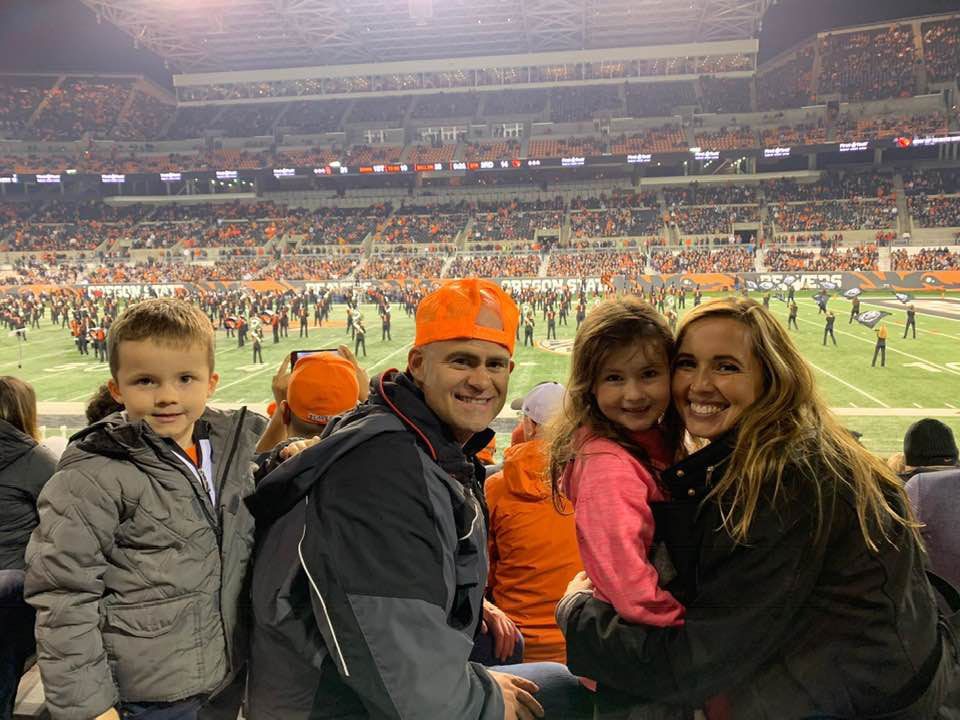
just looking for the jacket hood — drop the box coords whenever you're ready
[245,369,494,524]
[0,417,37,467]
[501,439,551,501]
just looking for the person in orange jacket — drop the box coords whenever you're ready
[485,381,583,664]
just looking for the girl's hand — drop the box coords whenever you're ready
[279,436,323,460]
[564,571,594,598]
[337,344,370,401]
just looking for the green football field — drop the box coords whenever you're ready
[4,294,959,458]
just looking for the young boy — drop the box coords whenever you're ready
[25,298,266,720]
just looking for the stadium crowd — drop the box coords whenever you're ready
[649,246,754,273]
[771,200,897,232]
[764,245,879,271]
[891,247,960,270]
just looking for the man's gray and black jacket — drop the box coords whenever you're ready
[244,369,504,720]
[24,407,266,720]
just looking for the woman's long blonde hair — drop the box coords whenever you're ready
[0,376,40,441]
[677,298,917,551]
[549,296,679,510]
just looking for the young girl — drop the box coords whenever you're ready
[549,296,693,720]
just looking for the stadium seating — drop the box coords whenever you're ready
[569,209,662,239]
[279,99,350,134]
[609,125,688,153]
[411,93,479,119]
[765,246,879,271]
[756,44,815,110]
[30,78,134,140]
[0,76,55,138]
[111,91,176,141]
[699,77,753,114]
[376,213,466,245]
[625,82,696,117]
[550,86,623,122]
[909,196,960,228]
[649,247,754,272]
[359,253,446,279]
[548,250,646,277]
[891,247,960,269]
[818,25,916,102]
[447,253,541,278]
[922,18,960,83]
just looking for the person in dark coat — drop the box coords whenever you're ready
[904,304,917,339]
[0,377,57,720]
[557,298,959,719]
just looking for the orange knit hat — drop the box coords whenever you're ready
[414,279,519,354]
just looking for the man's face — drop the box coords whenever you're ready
[409,339,514,444]
[108,338,219,450]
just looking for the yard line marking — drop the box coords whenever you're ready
[913,402,923,408]
[367,342,414,372]
[806,360,889,408]
[0,348,76,369]
[796,316,960,376]
[849,402,858,408]
[68,391,92,401]
[215,365,272,393]
[947,403,957,409]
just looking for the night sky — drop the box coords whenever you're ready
[1,0,960,87]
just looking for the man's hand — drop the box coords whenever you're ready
[337,344,369,401]
[271,354,292,404]
[94,709,120,720]
[482,599,520,663]
[489,671,543,720]
[279,436,322,460]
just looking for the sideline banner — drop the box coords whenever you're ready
[3,272,959,297]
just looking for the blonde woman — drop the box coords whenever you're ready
[557,298,957,718]
[0,377,57,719]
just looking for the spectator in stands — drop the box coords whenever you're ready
[559,297,953,717]
[486,382,582,664]
[83,383,124,426]
[0,377,57,720]
[904,420,960,589]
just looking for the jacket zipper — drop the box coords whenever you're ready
[298,496,351,678]
[210,409,246,690]
[704,465,715,488]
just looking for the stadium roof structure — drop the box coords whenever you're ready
[79,0,771,72]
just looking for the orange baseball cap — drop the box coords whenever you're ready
[286,353,360,425]
[415,278,519,354]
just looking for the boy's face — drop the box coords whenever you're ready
[108,338,219,450]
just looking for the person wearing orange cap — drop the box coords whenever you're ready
[245,351,363,720]
[246,279,590,720]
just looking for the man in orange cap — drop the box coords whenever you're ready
[246,279,589,720]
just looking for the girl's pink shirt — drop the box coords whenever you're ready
[560,426,685,627]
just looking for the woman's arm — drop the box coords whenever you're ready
[562,491,825,706]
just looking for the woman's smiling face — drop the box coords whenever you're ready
[672,317,765,441]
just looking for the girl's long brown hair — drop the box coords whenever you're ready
[0,376,40,441]
[676,298,919,551]
[548,296,679,510]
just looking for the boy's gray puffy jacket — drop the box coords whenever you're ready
[24,407,266,720]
